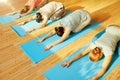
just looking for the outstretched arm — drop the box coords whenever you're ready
[15,6,34,20]
[44,29,71,50]
[8,10,20,15]
[35,16,48,29]
[18,15,36,25]
[61,46,91,67]
[36,30,56,43]
[42,17,48,27]
[88,55,112,80]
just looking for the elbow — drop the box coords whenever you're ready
[56,39,65,45]
[100,67,107,74]
[60,38,66,42]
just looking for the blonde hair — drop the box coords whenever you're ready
[89,47,102,62]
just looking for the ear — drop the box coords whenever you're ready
[55,27,58,31]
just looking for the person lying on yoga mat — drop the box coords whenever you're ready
[61,25,120,80]
[37,9,91,50]
[20,1,66,32]
[9,0,48,19]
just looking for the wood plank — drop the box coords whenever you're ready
[0,0,120,80]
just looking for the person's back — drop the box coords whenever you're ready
[58,9,91,32]
[90,25,120,56]
[25,0,48,9]
[11,0,48,19]
[37,1,64,18]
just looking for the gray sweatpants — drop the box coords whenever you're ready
[50,7,66,20]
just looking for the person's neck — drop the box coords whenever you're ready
[62,24,66,31]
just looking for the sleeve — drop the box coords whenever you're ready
[57,21,62,27]
[63,16,73,31]
[58,19,72,31]
[43,15,48,20]
[102,48,113,56]
[65,22,73,31]
[89,42,97,49]
[106,26,120,37]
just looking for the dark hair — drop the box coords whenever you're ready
[20,5,30,14]
[36,12,43,23]
[55,27,64,36]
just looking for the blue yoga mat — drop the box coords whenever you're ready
[20,20,101,63]
[43,30,120,80]
[0,10,36,24]
[11,10,71,37]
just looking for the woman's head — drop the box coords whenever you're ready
[55,26,64,36]
[89,47,103,62]
[20,5,30,14]
[36,12,43,23]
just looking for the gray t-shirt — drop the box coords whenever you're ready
[58,9,89,32]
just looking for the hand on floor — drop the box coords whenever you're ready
[8,12,16,16]
[44,45,52,50]
[15,15,21,19]
[26,28,35,33]
[36,38,45,43]
[88,77,98,80]
[61,61,71,68]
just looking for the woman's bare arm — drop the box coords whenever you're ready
[44,29,71,50]
[37,30,56,43]
[35,17,48,29]
[61,46,91,67]
[88,55,112,80]
[8,10,20,15]
[18,15,36,25]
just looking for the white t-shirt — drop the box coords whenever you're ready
[90,26,120,56]
[37,1,63,19]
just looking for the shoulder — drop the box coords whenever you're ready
[89,42,97,49]
[102,48,113,56]
[106,25,120,36]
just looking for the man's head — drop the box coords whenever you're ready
[55,26,64,36]
[89,47,103,62]
[20,5,30,14]
[36,12,43,23]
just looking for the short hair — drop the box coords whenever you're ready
[89,47,102,62]
[55,27,64,36]
[36,12,43,23]
[20,5,30,14]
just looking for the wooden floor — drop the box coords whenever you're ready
[0,0,120,80]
